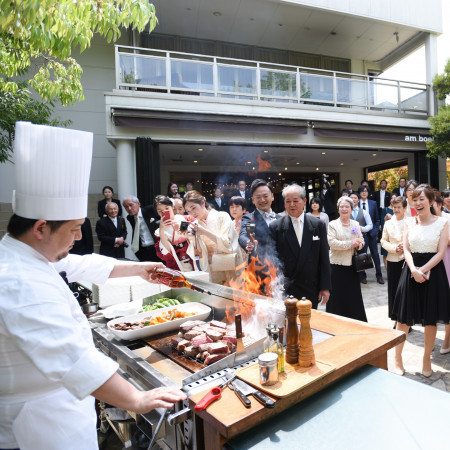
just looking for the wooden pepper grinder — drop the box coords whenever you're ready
[284,296,299,364]
[297,298,315,367]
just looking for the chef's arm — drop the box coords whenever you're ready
[109,260,165,281]
[92,372,186,414]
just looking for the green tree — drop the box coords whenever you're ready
[427,59,450,158]
[0,0,157,105]
[368,166,409,191]
[0,82,71,163]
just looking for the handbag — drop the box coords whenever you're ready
[352,249,374,272]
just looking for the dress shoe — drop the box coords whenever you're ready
[421,369,432,378]
[361,279,367,284]
[392,367,405,376]
[377,278,385,285]
[440,347,450,355]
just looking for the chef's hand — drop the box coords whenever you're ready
[318,289,330,305]
[140,262,166,282]
[134,387,187,414]
[109,261,165,280]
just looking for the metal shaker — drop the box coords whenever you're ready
[258,352,279,385]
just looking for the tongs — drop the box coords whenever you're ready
[194,374,237,411]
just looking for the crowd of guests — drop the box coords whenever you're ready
[73,177,450,378]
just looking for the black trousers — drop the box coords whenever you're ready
[360,233,382,279]
[136,244,159,262]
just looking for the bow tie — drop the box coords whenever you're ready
[264,212,276,219]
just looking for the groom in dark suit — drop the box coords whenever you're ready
[269,184,331,308]
[239,179,280,267]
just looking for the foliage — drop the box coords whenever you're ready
[368,166,409,191]
[0,0,157,106]
[0,81,71,162]
[427,59,450,158]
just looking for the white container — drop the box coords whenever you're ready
[107,302,211,340]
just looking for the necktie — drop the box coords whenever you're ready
[131,216,141,253]
[363,202,366,210]
[293,217,302,246]
[352,209,357,220]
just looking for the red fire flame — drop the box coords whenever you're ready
[223,254,278,324]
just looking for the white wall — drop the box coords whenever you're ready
[284,0,443,33]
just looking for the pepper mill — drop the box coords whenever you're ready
[284,296,299,364]
[297,298,315,367]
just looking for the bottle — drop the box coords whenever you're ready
[263,324,274,353]
[271,327,285,373]
[151,267,212,295]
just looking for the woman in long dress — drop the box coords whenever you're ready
[380,196,407,319]
[183,191,242,283]
[392,185,450,377]
[326,196,366,321]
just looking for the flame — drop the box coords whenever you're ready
[224,254,279,326]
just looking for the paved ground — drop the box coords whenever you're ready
[318,263,450,393]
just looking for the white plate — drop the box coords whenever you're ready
[101,300,144,319]
[107,303,211,340]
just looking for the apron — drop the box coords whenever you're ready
[12,388,97,450]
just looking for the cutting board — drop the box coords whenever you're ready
[235,360,336,398]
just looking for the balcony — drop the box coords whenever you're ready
[115,45,430,117]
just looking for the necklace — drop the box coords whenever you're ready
[340,219,350,227]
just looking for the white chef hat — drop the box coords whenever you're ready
[12,122,93,220]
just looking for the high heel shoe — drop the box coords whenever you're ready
[392,367,405,376]
[440,347,450,355]
[421,369,432,378]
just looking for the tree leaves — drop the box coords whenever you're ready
[427,58,450,159]
[0,1,158,106]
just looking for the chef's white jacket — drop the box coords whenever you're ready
[0,235,119,450]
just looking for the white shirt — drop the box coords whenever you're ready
[138,208,155,246]
[109,216,117,227]
[399,187,405,196]
[239,190,246,198]
[215,197,222,207]
[379,190,386,208]
[0,235,118,449]
[289,212,305,245]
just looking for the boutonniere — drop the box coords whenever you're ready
[351,226,359,235]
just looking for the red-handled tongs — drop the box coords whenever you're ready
[194,374,236,412]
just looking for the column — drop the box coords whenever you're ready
[116,139,136,202]
[425,33,438,115]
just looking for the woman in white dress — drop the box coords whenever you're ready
[183,191,242,283]
[380,196,407,319]
[392,185,450,377]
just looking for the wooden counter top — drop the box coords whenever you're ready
[190,310,405,449]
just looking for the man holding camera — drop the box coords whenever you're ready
[320,174,337,220]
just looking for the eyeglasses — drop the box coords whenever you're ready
[406,188,415,192]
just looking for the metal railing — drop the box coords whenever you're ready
[115,45,430,116]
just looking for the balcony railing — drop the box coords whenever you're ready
[115,45,430,116]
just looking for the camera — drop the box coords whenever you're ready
[246,223,256,237]
[179,221,189,232]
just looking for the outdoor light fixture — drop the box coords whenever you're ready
[197,148,204,152]
[316,168,319,171]
[284,167,288,170]
[193,160,198,163]
[213,11,222,16]
[372,153,377,156]
[322,152,326,155]
[264,150,269,153]
[296,162,300,165]
[340,163,344,166]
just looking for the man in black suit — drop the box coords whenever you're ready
[95,203,127,258]
[123,195,160,262]
[269,184,331,309]
[358,186,384,284]
[70,217,94,255]
[235,180,254,212]
[392,177,407,197]
[320,174,337,220]
[344,179,354,194]
[239,179,280,269]
[374,179,391,232]
[209,187,229,213]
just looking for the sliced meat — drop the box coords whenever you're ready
[205,328,225,341]
[205,352,229,365]
[184,346,199,358]
[218,339,233,350]
[198,343,210,352]
[190,334,213,347]
[179,320,206,333]
[221,335,237,345]
[177,339,191,353]
[192,323,210,332]
[171,336,185,347]
[183,329,204,340]
[210,320,227,330]
[206,342,230,355]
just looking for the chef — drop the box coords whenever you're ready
[0,122,186,450]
